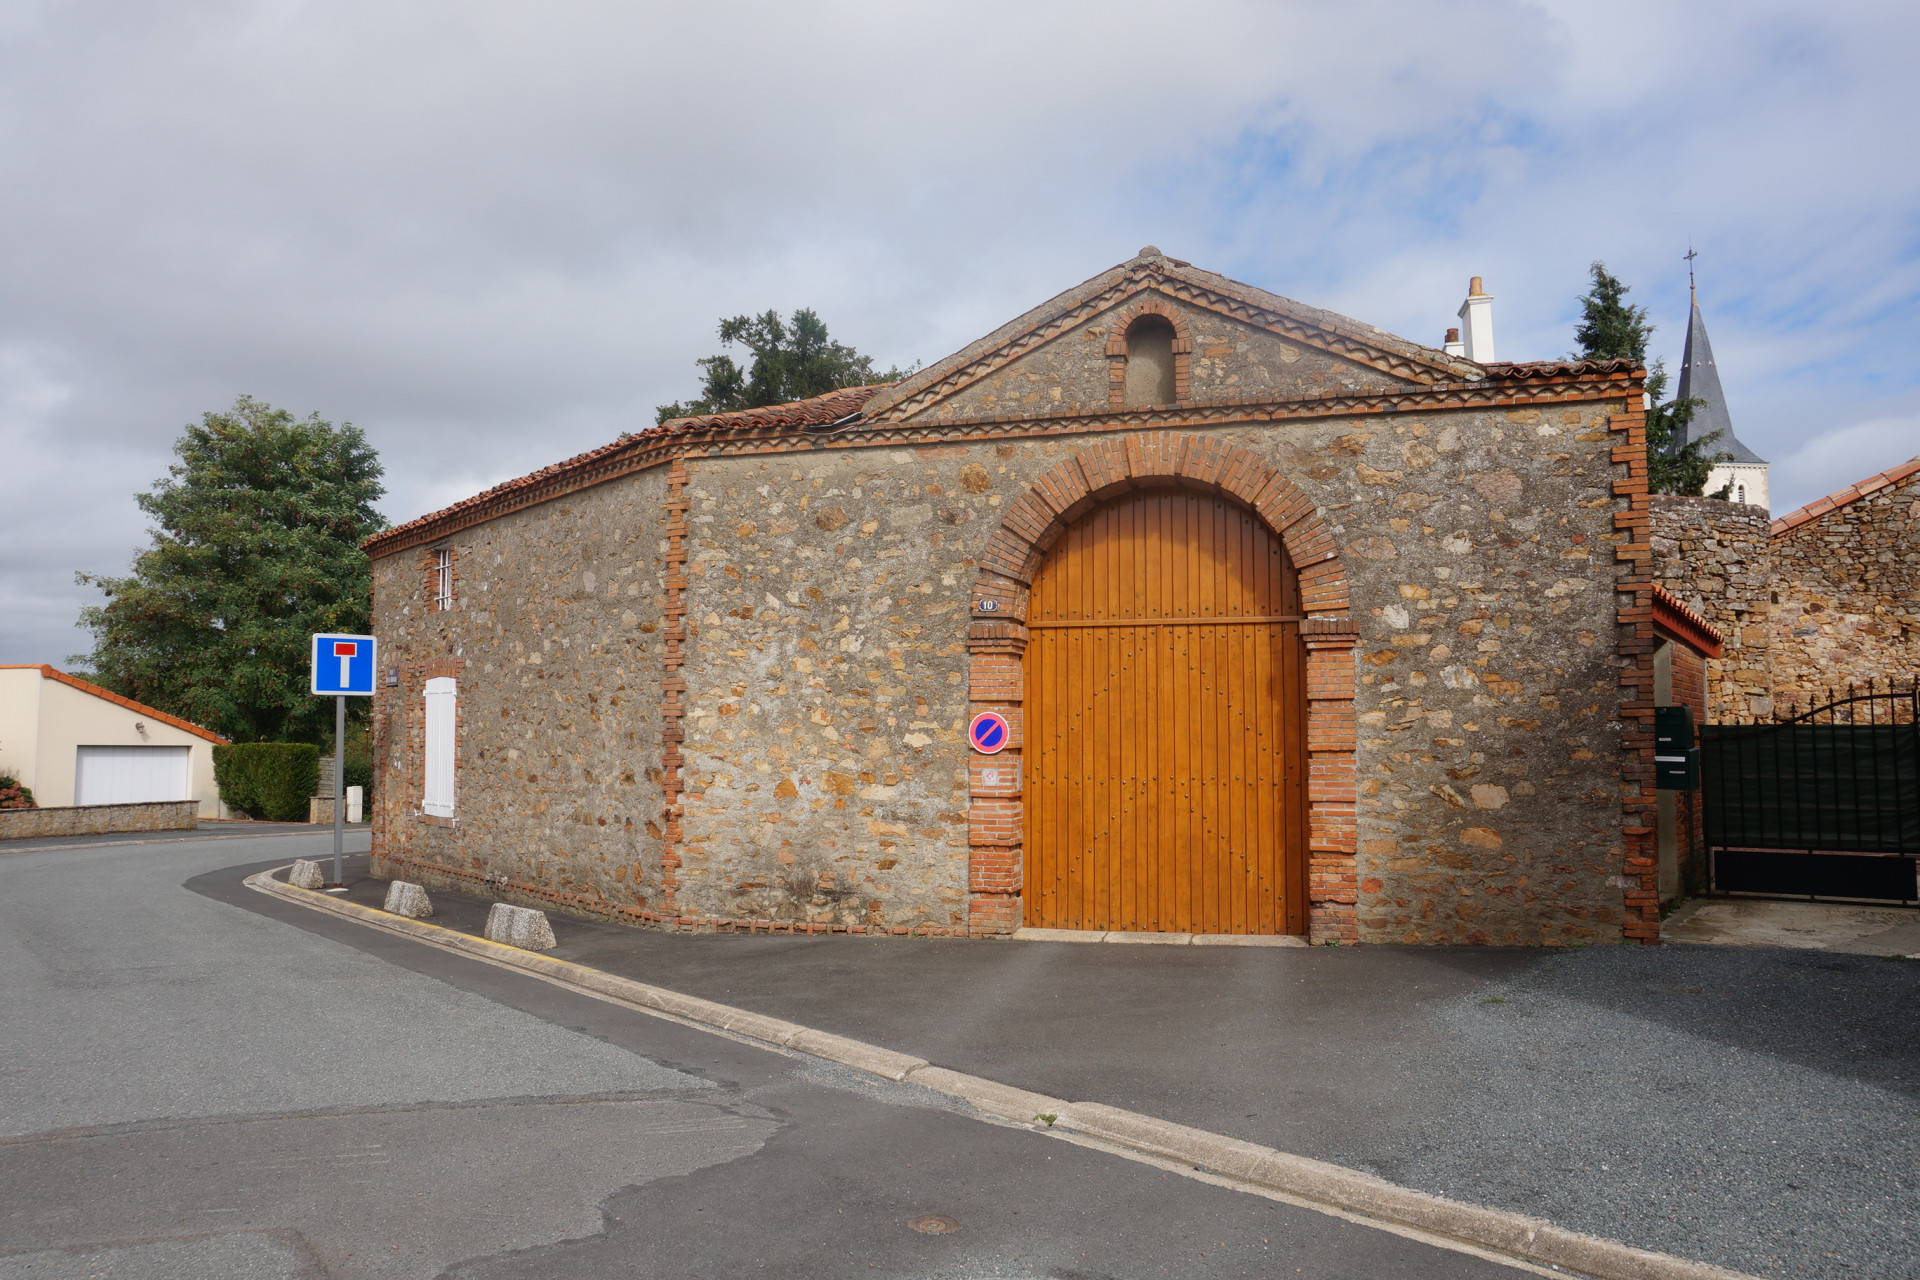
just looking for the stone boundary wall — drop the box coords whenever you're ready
[1767,465,1920,701]
[1650,496,1777,721]
[0,801,198,842]
[308,798,371,826]
[1653,481,1920,718]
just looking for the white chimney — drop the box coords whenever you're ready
[1456,276,1495,362]
[1442,326,1464,357]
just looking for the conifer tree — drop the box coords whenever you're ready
[1573,262,1729,496]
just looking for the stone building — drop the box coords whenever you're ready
[365,249,1674,945]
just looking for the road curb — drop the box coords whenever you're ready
[246,869,1759,1280]
[3,827,370,856]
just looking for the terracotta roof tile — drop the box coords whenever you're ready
[1770,455,1920,538]
[1648,586,1724,659]
[366,384,891,556]
[1482,357,1641,380]
[655,383,886,434]
[0,665,228,744]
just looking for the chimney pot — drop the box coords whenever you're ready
[1456,279,1495,361]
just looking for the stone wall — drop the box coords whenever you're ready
[370,467,670,908]
[1768,465,1920,702]
[0,800,197,841]
[666,446,982,930]
[660,397,1631,943]
[1292,404,1634,944]
[1649,496,1776,721]
[1652,473,1920,718]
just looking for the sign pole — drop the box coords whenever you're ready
[311,631,374,891]
[332,693,345,887]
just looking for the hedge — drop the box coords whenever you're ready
[213,743,320,822]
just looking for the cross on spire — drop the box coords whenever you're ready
[1684,244,1698,302]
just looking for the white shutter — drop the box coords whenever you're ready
[423,677,457,817]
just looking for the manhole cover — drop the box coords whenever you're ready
[908,1215,959,1235]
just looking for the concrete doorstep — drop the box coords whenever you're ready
[1013,926,1308,947]
[249,867,1758,1280]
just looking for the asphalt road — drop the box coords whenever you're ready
[0,833,1531,1280]
[328,868,1920,1280]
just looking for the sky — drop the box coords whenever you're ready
[4,0,1917,666]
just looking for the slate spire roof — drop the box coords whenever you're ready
[1674,295,1765,464]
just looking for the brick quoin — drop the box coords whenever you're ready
[1610,407,1660,944]
[966,433,1359,941]
[657,458,692,912]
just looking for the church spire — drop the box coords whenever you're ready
[1674,287,1764,465]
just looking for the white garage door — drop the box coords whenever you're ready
[74,746,191,805]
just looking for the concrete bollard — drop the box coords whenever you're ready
[383,880,433,918]
[346,785,363,824]
[484,903,557,951]
[288,859,326,889]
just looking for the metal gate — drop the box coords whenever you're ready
[1700,680,1920,903]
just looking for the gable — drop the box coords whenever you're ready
[866,250,1481,427]
[899,294,1426,424]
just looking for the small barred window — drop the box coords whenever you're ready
[432,548,453,611]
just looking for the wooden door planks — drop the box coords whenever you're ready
[1023,488,1305,935]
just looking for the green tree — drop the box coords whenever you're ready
[1572,261,1730,496]
[655,308,915,424]
[74,396,387,745]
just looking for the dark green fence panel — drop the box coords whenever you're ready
[1700,723,1919,854]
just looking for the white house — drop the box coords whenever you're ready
[0,665,227,816]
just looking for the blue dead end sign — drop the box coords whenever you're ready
[968,711,1010,755]
[311,633,378,696]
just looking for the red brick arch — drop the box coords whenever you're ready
[963,432,1360,942]
[1105,298,1194,407]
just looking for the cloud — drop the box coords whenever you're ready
[2,0,1916,662]
[1771,414,1920,515]
[0,343,156,666]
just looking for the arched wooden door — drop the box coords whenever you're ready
[1023,487,1305,935]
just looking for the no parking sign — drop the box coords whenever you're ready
[968,711,1010,754]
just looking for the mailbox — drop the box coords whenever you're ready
[1653,704,1698,790]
